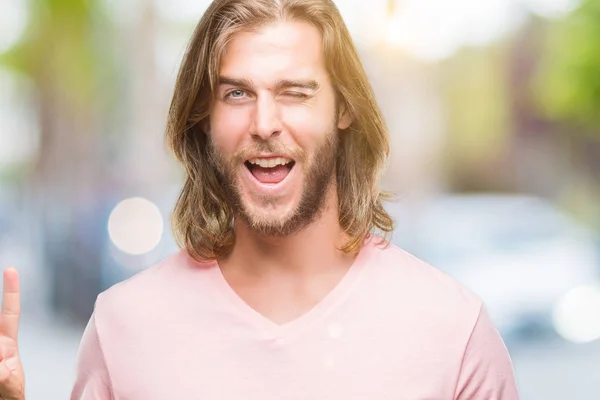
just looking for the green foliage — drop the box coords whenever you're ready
[534,0,600,131]
[442,45,512,163]
[0,0,112,104]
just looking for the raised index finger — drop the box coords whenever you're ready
[1,267,20,341]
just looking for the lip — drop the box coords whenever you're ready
[245,153,295,162]
[242,160,298,194]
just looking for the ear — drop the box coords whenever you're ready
[337,102,353,130]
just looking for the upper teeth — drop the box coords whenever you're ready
[248,157,292,168]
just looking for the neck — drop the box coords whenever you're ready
[219,186,355,278]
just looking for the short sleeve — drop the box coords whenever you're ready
[70,311,114,400]
[454,306,520,400]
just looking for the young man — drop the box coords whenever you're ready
[0,0,519,399]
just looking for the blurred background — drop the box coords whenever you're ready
[1,0,600,398]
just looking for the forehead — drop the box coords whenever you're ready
[219,21,328,83]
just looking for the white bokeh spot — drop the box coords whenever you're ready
[108,197,164,255]
[553,284,600,344]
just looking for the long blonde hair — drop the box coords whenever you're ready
[167,0,394,261]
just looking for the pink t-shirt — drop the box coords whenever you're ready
[71,238,519,399]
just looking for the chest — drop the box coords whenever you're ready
[108,319,459,400]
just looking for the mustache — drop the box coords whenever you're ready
[231,141,306,164]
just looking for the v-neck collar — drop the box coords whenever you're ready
[206,238,375,340]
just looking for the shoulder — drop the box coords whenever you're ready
[367,237,482,306]
[363,237,483,331]
[92,250,215,325]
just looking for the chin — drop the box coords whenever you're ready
[238,196,303,235]
[244,198,297,223]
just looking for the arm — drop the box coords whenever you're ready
[71,311,114,400]
[454,306,520,400]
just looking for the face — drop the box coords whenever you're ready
[208,21,351,236]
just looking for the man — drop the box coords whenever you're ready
[0,0,519,399]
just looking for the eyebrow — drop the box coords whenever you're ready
[275,79,320,91]
[218,76,320,91]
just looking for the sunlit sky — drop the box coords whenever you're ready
[0,0,28,54]
[152,0,581,60]
[0,0,582,62]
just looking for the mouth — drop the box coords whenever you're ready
[244,156,296,185]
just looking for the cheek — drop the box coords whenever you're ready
[282,104,336,147]
[209,106,251,151]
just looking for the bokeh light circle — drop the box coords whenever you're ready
[553,284,600,344]
[108,197,164,255]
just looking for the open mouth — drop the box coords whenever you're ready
[244,157,296,185]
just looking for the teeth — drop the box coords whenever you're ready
[248,157,292,168]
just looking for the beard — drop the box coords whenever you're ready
[208,127,339,237]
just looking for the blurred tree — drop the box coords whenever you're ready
[439,44,515,192]
[532,1,600,228]
[0,0,119,323]
[534,0,600,132]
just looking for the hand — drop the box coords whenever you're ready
[0,268,24,400]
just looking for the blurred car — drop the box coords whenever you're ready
[386,193,600,342]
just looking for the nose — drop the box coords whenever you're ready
[251,95,282,140]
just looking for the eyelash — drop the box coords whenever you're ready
[224,89,248,100]
[284,92,308,99]
[223,90,308,101]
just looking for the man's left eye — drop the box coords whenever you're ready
[284,92,308,99]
